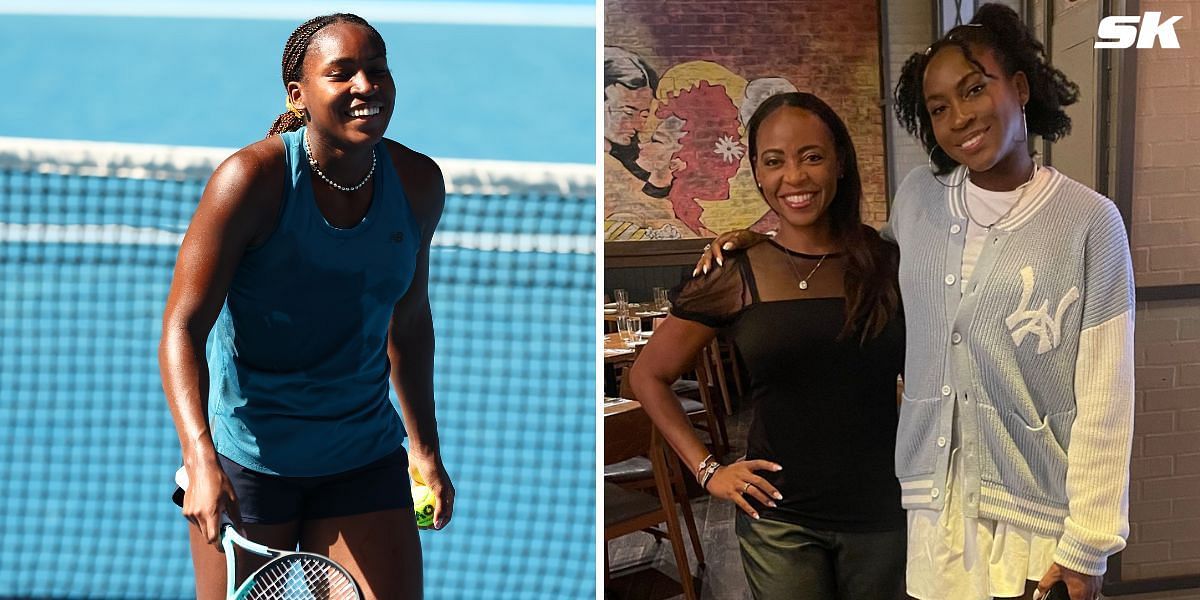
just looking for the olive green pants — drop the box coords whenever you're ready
[736,514,906,600]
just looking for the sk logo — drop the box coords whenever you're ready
[1004,267,1080,355]
[1095,12,1183,49]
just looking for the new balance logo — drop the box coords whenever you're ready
[1096,12,1182,49]
[1004,267,1080,355]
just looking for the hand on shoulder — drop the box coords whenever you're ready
[694,230,770,277]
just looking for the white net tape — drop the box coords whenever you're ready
[0,136,595,255]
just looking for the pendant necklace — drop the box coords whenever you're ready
[784,250,828,290]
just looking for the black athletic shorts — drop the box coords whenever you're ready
[172,445,413,524]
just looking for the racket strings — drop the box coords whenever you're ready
[245,556,358,600]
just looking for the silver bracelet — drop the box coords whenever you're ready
[695,453,715,482]
[698,461,722,490]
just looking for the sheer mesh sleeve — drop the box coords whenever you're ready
[668,254,752,328]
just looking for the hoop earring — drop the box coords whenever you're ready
[1015,105,1028,143]
[928,145,967,188]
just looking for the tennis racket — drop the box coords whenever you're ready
[220,514,363,600]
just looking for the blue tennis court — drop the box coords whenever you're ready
[0,2,596,598]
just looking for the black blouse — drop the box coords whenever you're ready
[671,240,906,532]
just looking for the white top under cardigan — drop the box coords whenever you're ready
[884,165,1135,579]
[961,166,1049,290]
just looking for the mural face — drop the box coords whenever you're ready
[635,115,685,189]
[604,57,792,240]
[658,79,744,236]
[603,84,653,148]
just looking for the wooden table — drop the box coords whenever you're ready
[603,397,642,418]
[602,303,668,322]
[603,333,644,398]
[604,332,652,364]
[603,398,648,455]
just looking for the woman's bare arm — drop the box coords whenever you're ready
[630,316,781,517]
[159,140,282,544]
[385,140,454,529]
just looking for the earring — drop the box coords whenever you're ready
[1015,105,1028,143]
[928,144,967,188]
[286,98,305,120]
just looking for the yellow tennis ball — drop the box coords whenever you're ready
[412,484,436,528]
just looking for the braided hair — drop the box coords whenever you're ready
[266,13,387,137]
[893,3,1079,174]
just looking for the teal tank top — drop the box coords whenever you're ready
[208,127,422,476]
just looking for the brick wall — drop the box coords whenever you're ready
[1127,300,1200,580]
[605,0,888,230]
[1131,0,1200,288]
[1123,0,1200,583]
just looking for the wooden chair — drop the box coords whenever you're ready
[604,404,702,600]
[640,316,731,450]
[619,362,726,457]
[716,336,745,407]
[694,341,731,453]
[608,369,705,561]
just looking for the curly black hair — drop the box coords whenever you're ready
[893,3,1080,173]
[266,14,386,137]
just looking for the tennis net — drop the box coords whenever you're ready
[0,137,596,599]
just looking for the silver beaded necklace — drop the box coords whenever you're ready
[304,131,376,192]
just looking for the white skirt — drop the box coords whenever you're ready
[906,449,1060,600]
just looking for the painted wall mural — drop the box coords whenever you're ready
[604,0,887,241]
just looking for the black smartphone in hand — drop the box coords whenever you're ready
[1043,580,1070,600]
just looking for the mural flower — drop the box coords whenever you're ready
[713,134,745,163]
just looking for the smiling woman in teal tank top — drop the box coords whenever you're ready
[160,13,452,600]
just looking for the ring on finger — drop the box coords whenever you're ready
[742,482,752,494]
[703,243,712,251]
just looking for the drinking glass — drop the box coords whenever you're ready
[616,314,636,346]
[652,287,669,311]
[613,288,629,315]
